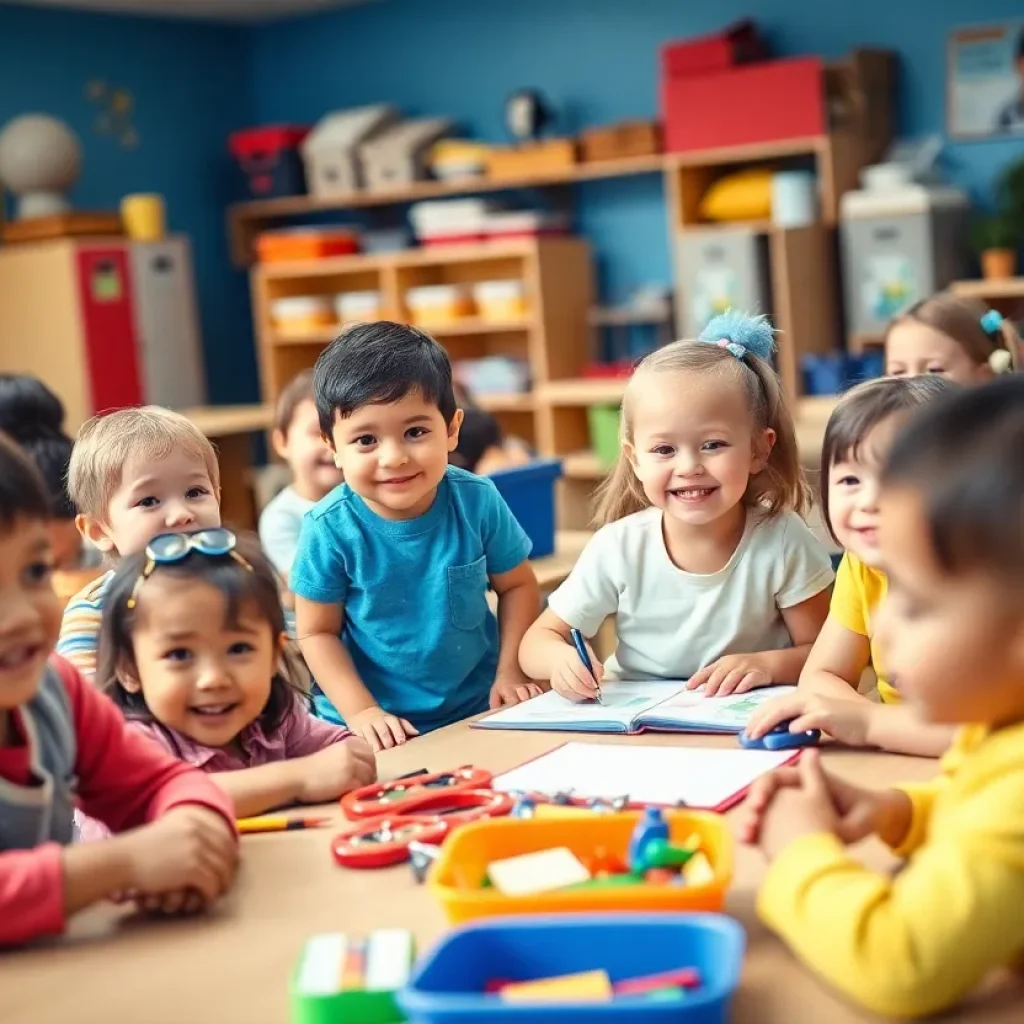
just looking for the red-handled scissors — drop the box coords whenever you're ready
[340,765,493,819]
[331,788,513,869]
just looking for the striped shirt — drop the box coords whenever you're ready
[55,570,113,682]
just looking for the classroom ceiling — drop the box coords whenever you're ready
[9,0,374,22]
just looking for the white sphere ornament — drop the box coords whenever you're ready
[0,114,82,219]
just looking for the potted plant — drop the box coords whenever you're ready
[971,210,1018,280]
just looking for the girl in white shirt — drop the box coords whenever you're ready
[520,312,834,700]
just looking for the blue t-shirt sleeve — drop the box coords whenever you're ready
[476,477,532,575]
[289,510,350,606]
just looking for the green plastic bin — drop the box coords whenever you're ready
[587,404,622,469]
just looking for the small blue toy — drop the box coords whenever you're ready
[628,807,669,873]
[738,719,821,751]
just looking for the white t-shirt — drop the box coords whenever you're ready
[547,506,834,681]
[258,485,316,578]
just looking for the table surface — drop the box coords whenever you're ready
[3,723,1020,1024]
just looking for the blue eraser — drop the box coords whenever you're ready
[739,719,821,750]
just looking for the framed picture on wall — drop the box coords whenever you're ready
[948,22,1024,139]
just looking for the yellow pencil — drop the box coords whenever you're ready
[237,815,332,834]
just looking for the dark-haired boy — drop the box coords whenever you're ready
[291,323,542,751]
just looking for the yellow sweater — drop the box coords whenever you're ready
[758,720,1024,1018]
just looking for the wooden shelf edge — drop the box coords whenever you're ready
[536,378,626,405]
[473,392,535,413]
[950,277,1024,300]
[562,450,611,479]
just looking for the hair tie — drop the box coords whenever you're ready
[981,309,1004,335]
[989,348,1013,374]
[698,311,776,363]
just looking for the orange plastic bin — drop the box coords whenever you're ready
[428,810,733,925]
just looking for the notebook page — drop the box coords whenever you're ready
[492,741,794,809]
[638,684,799,732]
[477,680,684,731]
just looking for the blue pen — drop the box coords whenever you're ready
[568,627,603,704]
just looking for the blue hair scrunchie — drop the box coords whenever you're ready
[980,309,1004,335]
[698,311,776,363]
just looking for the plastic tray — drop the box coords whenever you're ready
[397,912,745,1023]
[428,811,732,925]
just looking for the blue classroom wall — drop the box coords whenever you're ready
[0,3,256,404]
[247,0,1024,304]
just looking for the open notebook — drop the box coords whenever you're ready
[474,681,796,735]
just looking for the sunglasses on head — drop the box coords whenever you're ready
[126,527,254,610]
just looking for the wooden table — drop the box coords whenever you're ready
[182,404,274,532]
[2,726,1020,1024]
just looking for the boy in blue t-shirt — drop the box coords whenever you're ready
[291,322,542,751]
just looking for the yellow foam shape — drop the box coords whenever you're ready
[683,850,715,886]
[501,970,613,1003]
[699,168,773,222]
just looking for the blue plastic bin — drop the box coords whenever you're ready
[397,913,745,1024]
[488,459,563,559]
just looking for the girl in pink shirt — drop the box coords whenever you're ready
[95,528,376,818]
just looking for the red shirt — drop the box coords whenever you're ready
[0,656,237,946]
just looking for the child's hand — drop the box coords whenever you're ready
[753,751,841,860]
[550,640,605,702]
[350,706,419,752]
[122,806,238,904]
[686,654,772,695]
[489,668,544,709]
[745,691,875,747]
[296,737,377,803]
[135,889,208,917]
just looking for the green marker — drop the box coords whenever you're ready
[640,837,697,870]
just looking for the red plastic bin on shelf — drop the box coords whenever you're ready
[229,124,310,198]
[661,19,766,78]
[662,57,826,153]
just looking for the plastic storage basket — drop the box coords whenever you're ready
[487,460,562,559]
[397,912,745,1023]
[587,405,621,469]
[428,811,732,925]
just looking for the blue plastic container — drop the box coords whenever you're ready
[802,352,886,395]
[488,460,563,559]
[397,913,745,1024]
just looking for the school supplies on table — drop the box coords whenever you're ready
[487,847,591,896]
[428,810,732,924]
[500,969,613,1003]
[291,929,414,1024]
[492,741,797,811]
[238,815,332,835]
[569,626,603,704]
[475,680,799,735]
[738,718,821,750]
[333,769,513,869]
[396,913,744,1021]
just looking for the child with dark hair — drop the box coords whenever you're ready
[293,322,541,751]
[259,369,344,580]
[0,374,99,572]
[746,376,957,755]
[95,528,375,819]
[742,374,1024,1017]
[0,433,238,946]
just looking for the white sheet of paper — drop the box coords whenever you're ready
[492,741,795,809]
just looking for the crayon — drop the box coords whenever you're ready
[237,815,332,834]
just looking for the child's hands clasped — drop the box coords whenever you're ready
[350,706,419,752]
[295,737,377,803]
[550,639,605,702]
[685,654,773,696]
[745,691,876,747]
[489,667,544,709]
[121,806,238,913]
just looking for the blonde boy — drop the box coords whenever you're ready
[57,407,222,678]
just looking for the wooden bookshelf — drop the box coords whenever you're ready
[252,237,594,456]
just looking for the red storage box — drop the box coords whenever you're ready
[229,124,310,198]
[661,19,766,78]
[662,57,826,153]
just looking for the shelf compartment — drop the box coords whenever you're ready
[536,377,626,406]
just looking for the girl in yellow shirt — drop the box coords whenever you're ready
[747,376,956,756]
[742,374,1024,1018]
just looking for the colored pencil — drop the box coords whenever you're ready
[237,815,332,834]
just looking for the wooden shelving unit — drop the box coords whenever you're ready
[252,237,594,454]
